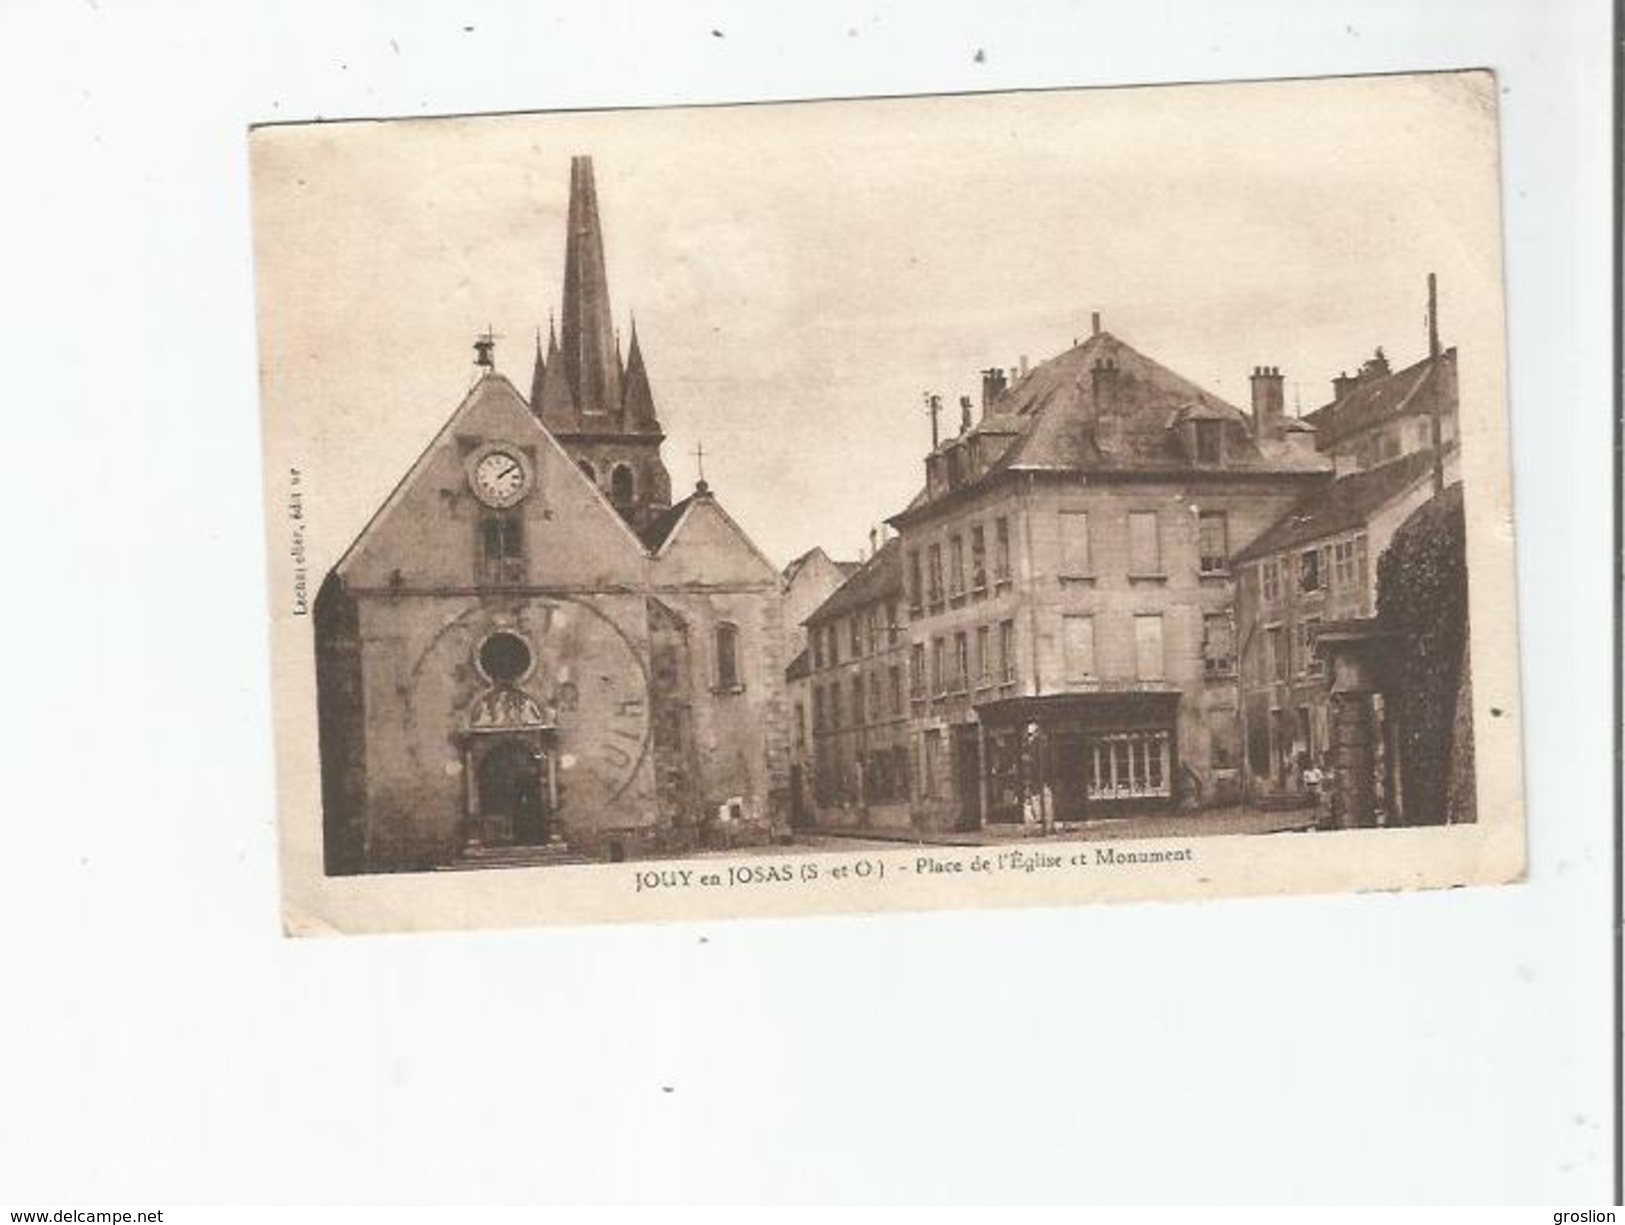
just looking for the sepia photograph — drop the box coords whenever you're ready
[254,73,1524,932]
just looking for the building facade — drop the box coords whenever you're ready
[800,322,1332,834]
[1233,333,1462,811]
[780,546,858,828]
[314,157,790,873]
[802,539,914,831]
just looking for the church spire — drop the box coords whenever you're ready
[621,314,661,433]
[529,326,546,409]
[560,155,622,418]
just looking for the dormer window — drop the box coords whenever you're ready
[1196,420,1222,464]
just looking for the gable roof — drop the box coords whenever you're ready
[643,485,780,581]
[1233,448,1441,564]
[1304,347,1456,449]
[334,372,649,580]
[638,494,694,552]
[804,536,903,626]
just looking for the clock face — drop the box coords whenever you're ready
[471,446,530,507]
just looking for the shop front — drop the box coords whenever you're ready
[974,689,1183,826]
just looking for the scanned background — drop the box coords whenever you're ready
[1,0,1610,1204]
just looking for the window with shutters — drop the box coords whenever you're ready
[907,550,923,614]
[948,535,965,599]
[1203,613,1235,677]
[1198,512,1229,574]
[1262,559,1281,604]
[927,544,945,609]
[975,625,991,686]
[1134,614,1165,681]
[1060,511,1092,577]
[998,620,1016,684]
[1063,615,1095,681]
[970,525,987,592]
[994,517,1012,583]
[1129,511,1162,577]
[910,642,926,701]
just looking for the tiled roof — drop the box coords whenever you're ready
[785,647,810,681]
[637,494,695,551]
[894,331,1328,525]
[804,536,903,626]
[1233,449,1442,564]
[1304,348,1456,449]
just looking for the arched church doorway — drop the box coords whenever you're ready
[477,739,549,845]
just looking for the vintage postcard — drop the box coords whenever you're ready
[253,73,1525,935]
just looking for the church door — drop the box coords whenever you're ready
[477,740,549,846]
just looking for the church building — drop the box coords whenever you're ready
[315,157,790,874]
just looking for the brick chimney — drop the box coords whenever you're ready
[1091,357,1123,452]
[1250,366,1285,440]
[981,367,1008,412]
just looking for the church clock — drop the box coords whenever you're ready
[467,442,533,508]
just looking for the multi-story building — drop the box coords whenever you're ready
[800,319,1333,833]
[781,546,858,826]
[1233,328,1461,807]
[801,539,914,831]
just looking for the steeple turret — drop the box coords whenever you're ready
[621,315,661,434]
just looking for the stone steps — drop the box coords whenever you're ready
[438,843,594,871]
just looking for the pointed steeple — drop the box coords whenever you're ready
[529,326,546,410]
[537,318,573,421]
[621,314,661,433]
[560,155,622,418]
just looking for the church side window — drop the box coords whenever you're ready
[611,463,635,507]
[714,621,741,691]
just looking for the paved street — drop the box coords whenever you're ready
[780,804,1319,852]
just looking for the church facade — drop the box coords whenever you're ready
[315,157,791,875]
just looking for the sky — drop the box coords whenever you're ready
[252,73,1506,572]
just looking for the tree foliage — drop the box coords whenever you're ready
[1375,484,1467,825]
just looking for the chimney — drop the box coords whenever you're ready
[1091,357,1122,451]
[981,367,1008,411]
[959,395,973,435]
[1018,355,1029,378]
[1091,311,1102,337]
[1331,370,1360,402]
[1250,366,1285,440]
